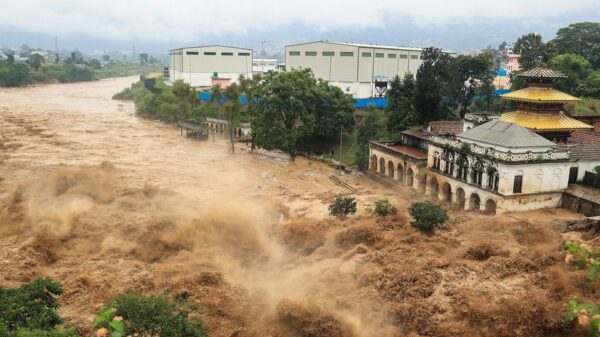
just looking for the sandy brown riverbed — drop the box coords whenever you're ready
[0,77,597,337]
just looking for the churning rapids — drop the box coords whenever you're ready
[0,77,595,337]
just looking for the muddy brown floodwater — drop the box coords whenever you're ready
[0,77,598,337]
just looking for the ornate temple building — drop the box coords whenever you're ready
[500,67,593,142]
[368,66,600,215]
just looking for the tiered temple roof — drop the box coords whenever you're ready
[500,66,593,136]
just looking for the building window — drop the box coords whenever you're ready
[471,161,484,187]
[340,52,354,57]
[457,156,468,181]
[388,53,397,58]
[221,52,233,56]
[433,151,441,170]
[305,51,317,56]
[513,175,523,193]
[410,55,419,59]
[238,52,251,56]
[487,167,499,192]
[288,51,300,56]
[399,54,408,59]
[375,53,384,58]
[322,51,335,56]
[204,52,216,56]
[186,51,199,55]
[361,52,372,57]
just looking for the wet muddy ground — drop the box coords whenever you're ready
[0,77,597,337]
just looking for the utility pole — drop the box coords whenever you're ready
[259,40,266,73]
[339,125,343,174]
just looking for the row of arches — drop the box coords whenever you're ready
[372,155,415,187]
[429,178,497,214]
[371,153,497,215]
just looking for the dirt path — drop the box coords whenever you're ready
[0,78,596,337]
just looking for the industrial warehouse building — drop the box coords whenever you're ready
[169,45,253,88]
[285,41,426,98]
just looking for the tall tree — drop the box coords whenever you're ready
[513,33,549,70]
[356,105,384,171]
[415,47,460,124]
[550,53,591,95]
[455,54,493,116]
[313,79,355,138]
[387,73,416,135]
[139,53,149,65]
[26,54,44,71]
[552,22,600,69]
[222,83,242,154]
[252,69,317,162]
[238,74,262,151]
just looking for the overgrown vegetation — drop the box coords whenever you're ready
[116,79,211,124]
[95,294,208,337]
[0,54,162,87]
[0,278,209,337]
[328,196,357,218]
[374,198,393,217]
[0,279,74,337]
[408,201,448,232]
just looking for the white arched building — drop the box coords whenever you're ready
[369,120,597,214]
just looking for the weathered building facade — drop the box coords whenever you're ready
[369,121,598,214]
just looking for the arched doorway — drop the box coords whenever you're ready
[442,183,452,203]
[379,158,385,175]
[469,193,481,211]
[485,199,497,215]
[406,168,414,188]
[370,155,377,171]
[388,161,395,179]
[429,177,439,198]
[397,164,404,183]
[456,188,466,209]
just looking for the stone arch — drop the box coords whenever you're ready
[441,182,452,203]
[387,161,395,179]
[370,155,378,171]
[397,163,404,183]
[429,176,439,198]
[484,199,497,215]
[379,157,385,175]
[406,167,414,188]
[469,193,481,211]
[456,187,466,209]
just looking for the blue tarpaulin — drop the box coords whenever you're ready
[198,89,511,109]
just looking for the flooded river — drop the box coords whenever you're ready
[0,77,589,337]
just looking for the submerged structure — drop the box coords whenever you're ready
[500,67,593,142]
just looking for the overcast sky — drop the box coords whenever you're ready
[1,0,599,54]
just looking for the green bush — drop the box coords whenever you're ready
[96,294,208,337]
[0,278,74,337]
[329,196,357,217]
[565,300,600,337]
[374,198,392,217]
[408,201,448,232]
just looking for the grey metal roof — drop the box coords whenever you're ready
[457,120,556,149]
[518,66,567,79]
[285,40,424,52]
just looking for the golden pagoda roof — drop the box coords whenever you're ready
[501,87,581,103]
[500,111,593,132]
[517,67,567,79]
